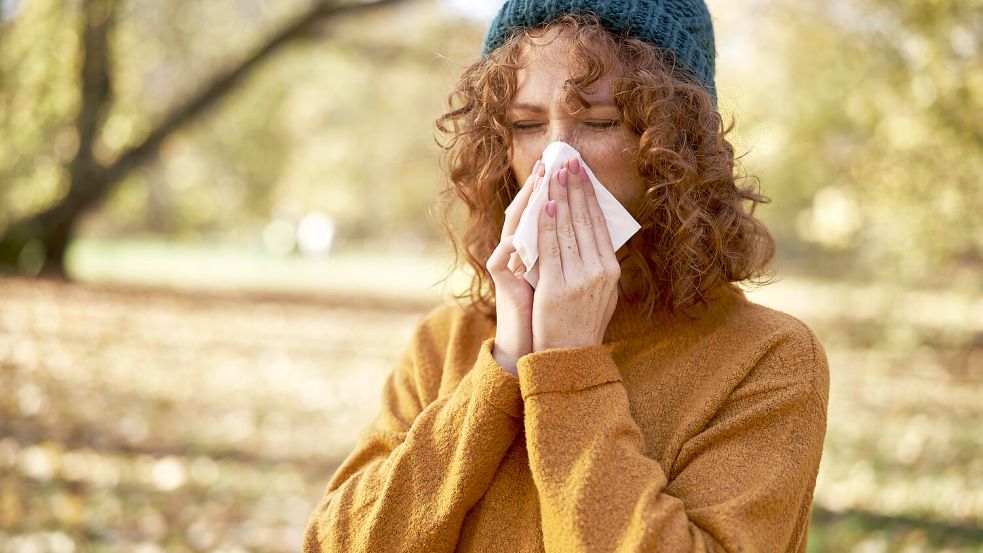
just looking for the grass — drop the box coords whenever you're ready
[64,236,472,303]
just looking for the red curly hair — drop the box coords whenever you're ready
[432,13,777,322]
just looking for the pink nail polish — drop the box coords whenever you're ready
[559,168,568,187]
[570,159,581,175]
[546,200,556,217]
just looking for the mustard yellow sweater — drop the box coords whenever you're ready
[303,283,829,552]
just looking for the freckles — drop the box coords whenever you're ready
[512,140,547,175]
[583,144,621,174]
[511,149,540,185]
[585,154,638,205]
[511,135,540,154]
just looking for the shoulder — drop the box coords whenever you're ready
[411,300,495,353]
[701,284,826,353]
[404,300,496,398]
[717,286,830,412]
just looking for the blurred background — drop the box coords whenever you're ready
[0,0,980,551]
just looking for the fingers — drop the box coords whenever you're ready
[487,233,528,284]
[549,162,580,283]
[507,250,526,277]
[563,158,600,266]
[578,159,618,267]
[489,158,542,280]
[537,189,562,286]
[502,159,545,240]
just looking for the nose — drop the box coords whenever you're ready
[547,122,580,149]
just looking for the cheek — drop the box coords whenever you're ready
[596,169,639,206]
[511,136,543,158]
[590,155,643,206]
[510,141,543,182]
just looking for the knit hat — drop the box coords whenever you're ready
[480,0,718,108]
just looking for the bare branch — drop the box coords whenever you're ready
[0,0,414,275]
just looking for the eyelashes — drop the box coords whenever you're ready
[509,120,621,132]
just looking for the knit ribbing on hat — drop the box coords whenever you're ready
[480,0,718,109]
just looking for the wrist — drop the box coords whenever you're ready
[494,320,532,351]
[491,343,521,377]
[534,336,601,352]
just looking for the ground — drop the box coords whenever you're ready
[0,275,980,552]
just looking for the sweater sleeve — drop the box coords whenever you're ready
[516,329,829,553]
[302,309,524,553]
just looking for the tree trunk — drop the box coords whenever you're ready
[0,0,412,277]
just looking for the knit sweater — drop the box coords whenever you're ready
[302,283,829,552]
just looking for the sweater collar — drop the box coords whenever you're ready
[602,283,746,344]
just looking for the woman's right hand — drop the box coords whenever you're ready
[486,158,545,377]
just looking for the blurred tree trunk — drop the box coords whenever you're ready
[0,0,411,278]
[41,0,115,277]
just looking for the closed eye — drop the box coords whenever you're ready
[510,122,543,131]
[587,120,621,129]
[510,120,621,131]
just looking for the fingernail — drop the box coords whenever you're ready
[533,159,541,173]
[546,200,556,217]
[570,159,581,175]
[559,168,568,187]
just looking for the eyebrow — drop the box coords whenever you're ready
[510,100,617,112]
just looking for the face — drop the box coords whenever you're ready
[508,28,643,208]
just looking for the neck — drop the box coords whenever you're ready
[602,278,743,344]
[602,287,670,343]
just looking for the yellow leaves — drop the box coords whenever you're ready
[795,186,863,250]
[877,113,927,151]
[0,276,419,549]
[18,442,62,481]
[0,486,24,528]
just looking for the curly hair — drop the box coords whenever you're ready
[432,13,777,322]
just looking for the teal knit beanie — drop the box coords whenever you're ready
[480,0,718,109]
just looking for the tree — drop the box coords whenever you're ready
[0,0,412,277]
[755,0,982,285]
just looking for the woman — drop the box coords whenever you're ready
[304,2,829,552]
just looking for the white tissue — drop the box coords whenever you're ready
[511,140,642,289]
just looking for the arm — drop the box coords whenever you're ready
[516,328,829,552]
[303,310,524,553]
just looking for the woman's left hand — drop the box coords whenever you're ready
[531,158,621,352]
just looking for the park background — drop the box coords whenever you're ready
[1,0,981,551]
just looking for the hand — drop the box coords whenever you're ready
[532,158,620,352]
[487,158,546,375]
